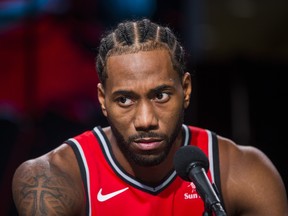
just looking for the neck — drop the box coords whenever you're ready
[129,148,178,186]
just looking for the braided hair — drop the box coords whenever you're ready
[96,19,186,86]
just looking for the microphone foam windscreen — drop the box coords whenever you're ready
[173,145,209,181]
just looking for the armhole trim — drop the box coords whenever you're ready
[66,139,91,216]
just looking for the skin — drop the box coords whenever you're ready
[12,49,288,216]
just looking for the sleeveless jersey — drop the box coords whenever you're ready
[65,124,223,216]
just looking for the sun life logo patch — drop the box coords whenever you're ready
[184,182,200,199]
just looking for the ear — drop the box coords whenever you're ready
[97,83,107,117]
[182,72,192,109]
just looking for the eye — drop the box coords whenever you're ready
[116,96,134,107]
[154,92,170,103]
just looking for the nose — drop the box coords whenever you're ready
[134,100,158,131]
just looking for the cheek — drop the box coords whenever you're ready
[157,103,183,123]
[106,108,134,129]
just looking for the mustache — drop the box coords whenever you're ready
[128,132,166,142]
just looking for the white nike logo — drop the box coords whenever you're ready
[97,187,129,202]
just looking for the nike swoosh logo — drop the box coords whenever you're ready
[97,187,129,202]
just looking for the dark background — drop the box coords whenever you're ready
[0,0,287,215]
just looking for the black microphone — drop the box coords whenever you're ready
[173,145,227,216]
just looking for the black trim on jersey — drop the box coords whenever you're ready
[65,140,90,216]
[211,132,226,212]
[93,125,188,195]
[91,126,148,193]
[92,126,132,184]
[92,126,118,168]
[92,127,151,192]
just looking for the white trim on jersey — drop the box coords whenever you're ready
[206,130,215,183]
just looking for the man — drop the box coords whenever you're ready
[12,18,288,216]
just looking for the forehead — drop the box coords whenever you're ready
[105,49,179,91]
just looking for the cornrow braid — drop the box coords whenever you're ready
[96,18,186,86]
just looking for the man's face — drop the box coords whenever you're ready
[98,49,191,166]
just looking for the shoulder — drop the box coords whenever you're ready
[13,144,79,181]
[217,135,288,216]
[12,144,85,215]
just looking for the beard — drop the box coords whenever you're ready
[107,110,184,167]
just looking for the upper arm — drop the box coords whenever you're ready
[12,145,85,216]
[219,138,288,216]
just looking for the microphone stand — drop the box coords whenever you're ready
[190,166,227,216]
[203,201,227,216]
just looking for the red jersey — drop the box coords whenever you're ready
[65,124,223,216]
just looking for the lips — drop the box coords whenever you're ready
[133,138,163,151]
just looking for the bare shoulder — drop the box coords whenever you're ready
[12,144,85,216]
[217,136,288,216]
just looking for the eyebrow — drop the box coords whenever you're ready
[112,84,174,98]
[152,84,173,93]
[112,90,136,97]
